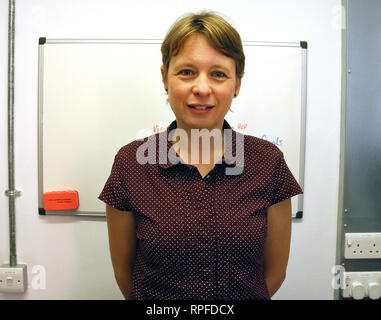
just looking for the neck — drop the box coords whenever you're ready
[171,125,225,165]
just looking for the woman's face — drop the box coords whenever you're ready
[162,33,241,133]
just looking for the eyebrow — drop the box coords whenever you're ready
[172,63,195,71]
[173,63,232,73]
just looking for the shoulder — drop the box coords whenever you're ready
[114,132,159,169]
[243,134,282,164]
[239,133,284,178]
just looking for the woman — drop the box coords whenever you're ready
[99,11,302,300]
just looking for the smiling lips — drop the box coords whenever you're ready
[187,104,214,110]
[187,104,214,114]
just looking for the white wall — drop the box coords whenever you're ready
[0,0,342,299]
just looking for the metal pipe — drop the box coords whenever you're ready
[7,0,17,267]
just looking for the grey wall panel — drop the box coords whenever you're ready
[339,0,381,299]
[344,0,381,222]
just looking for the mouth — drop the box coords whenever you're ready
[187,104,214,110]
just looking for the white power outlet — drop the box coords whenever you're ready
[0,264,28,293]
[344,233,381,259]
[342,272,381,300]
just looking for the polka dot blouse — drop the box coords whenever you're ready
[99,119,303,300]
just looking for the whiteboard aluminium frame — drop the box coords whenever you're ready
[37,38,307,218]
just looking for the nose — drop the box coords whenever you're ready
[192,73,212,96]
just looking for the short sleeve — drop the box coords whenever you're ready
[272,150,303,205]
[98,149,133,211]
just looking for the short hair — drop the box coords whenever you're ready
[161,11,245,81]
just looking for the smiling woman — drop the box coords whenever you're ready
[99,11,302,300]
[159,12,244,172]
[162,33,240,134]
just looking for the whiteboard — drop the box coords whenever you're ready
[38,39,307,218]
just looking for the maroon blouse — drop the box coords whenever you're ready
[99,119,302,300]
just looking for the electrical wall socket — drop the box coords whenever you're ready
[344,233,381,259]
[0,264,28,293]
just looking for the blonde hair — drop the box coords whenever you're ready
[161,11,245,81]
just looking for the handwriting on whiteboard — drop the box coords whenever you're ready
[261,134,283,147]
[153,125,168,133]
[151,124,283,148]
[231,123,248,131]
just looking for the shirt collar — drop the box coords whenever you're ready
[157,119,244,169]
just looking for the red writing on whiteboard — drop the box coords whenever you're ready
[237,123,248,130]
[153,125,168,133]
[231,123,248,131]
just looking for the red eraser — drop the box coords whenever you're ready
[43,191,79,210]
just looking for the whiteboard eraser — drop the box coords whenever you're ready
[43,191,79,210]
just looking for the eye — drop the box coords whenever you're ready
[178,69,195,76]
[211,71,227,78]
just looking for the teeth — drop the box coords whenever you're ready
[190,106,211,110]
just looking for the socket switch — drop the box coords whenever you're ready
[0,264,28,293]
[342,272,381,300]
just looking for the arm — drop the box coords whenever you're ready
[105,204,136,299]
[264,198,292,298]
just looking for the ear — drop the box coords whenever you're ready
[161,65,167,90]
[234,78,242,98]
